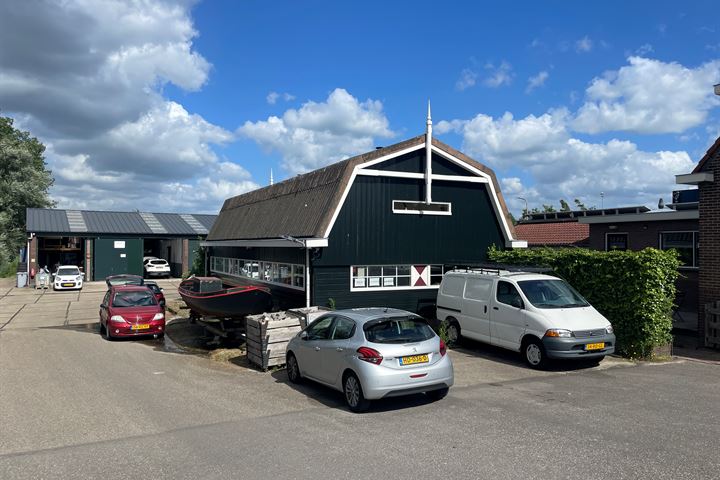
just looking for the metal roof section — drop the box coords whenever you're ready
[26,208,70,233]
[65,210,88,232]
[138,212,168,234]
[27,208,216,236]
[179,214,209,234]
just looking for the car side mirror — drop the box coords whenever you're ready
[100,304,105,309]
[511,296,524,309]
[299,331,308,340]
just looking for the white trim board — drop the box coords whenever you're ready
[201,238,328,248]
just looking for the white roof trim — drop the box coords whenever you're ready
[356,169,489,183]
[676,172,713,185]
[201,238,328,248]
[579,210,699,224]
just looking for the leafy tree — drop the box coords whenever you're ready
[573,198,587,211]
[542,204,556,212]
[559,199,571,211]
[0,116,54,273]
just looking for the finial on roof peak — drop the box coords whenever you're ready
[427,100,432,124]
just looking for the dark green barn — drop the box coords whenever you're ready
[204,122,526,315]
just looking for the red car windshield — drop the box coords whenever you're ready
[112,291,157,307]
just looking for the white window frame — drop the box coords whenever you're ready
[350,264,444,292]
[605,232,629,251]
[659,230,699,269]
[209,256,305,291]
[392,200,452,216]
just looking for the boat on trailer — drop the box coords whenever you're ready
[178,276,273,321]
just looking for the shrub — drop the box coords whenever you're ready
[488,246,680,359]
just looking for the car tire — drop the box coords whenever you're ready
[445,319,461,345]
[523,338,547,369]
[104,323,113,341]
[426,387,449,401]
[286,353,302,384]
[343,372,370,413]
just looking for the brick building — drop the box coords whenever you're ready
[677,136,720,338]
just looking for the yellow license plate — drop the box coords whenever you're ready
[62,283,74,287]
[131,324,150,330]
[585,342,605,351]
[400,354,429,365]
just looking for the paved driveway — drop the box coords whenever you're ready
[1,283,718,479]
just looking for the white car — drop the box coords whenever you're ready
[436,268,615,369]
[143,258,171,277]
[53,265,84,291]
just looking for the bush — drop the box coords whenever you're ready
[0,258,18,278]
[488,246,680,359]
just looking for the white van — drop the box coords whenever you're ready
[436,269,615,368]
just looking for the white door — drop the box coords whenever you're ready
[490,281,527,350]
[461,277,492,341]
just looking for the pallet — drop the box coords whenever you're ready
[245,312,303,370]
[705,302,720,349]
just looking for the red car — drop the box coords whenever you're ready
[99,285,165,340]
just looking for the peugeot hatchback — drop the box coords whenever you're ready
[286,308,454,412]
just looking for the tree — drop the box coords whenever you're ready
[542,204,556,213]
[574,198,587,211]
[0,116,54,273]
[559,199,571,212]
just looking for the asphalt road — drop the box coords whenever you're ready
[1,282,718,479]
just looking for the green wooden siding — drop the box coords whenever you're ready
[310,175,505,313]
[93,238,143,279]
[373,151,474,176]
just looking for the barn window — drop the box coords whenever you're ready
[392,200,452,216]
[350,264,444,291]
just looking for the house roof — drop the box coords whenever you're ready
[27,208,216,236]
[207,135,516,242]
[692,135,720,173]
[514,222,589,247]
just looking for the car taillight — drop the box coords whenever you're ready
[439,339,447,357]
[357,347,383,365]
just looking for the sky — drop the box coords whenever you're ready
[1,0,719,216]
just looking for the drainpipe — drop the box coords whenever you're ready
[425,101,432,204]
[305,246,311,308]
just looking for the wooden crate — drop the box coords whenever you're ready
[246,312,303,370]
[287,306,332,328]
[705,301,720,349]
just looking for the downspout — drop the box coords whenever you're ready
[305,246,311,308]
[425,100,432,204]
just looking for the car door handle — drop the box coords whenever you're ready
[493,306,499,310]
[314,347,320,351]
[336,347,344,352]
[484,305,488,314]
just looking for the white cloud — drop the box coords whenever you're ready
[573,56,720,134]
[439,109,695,211]
[484,61,514,87]
[575,36,593,53]
[455,68,478,91]
[266,91,296,104]
[239,88,395,174]
[0,0,250,212]
[526,71,549,93]
[636,43,654,55]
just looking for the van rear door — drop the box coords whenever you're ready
[460,277,492,341]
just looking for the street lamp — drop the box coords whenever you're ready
[517,197,528,219]
[600,192,604,209]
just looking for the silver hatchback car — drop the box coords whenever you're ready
[285,308,454,412]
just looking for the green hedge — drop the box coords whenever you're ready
[488,246,680,359]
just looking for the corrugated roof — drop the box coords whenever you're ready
[207,135,516,241]
[514,222,589,247]
[26,208,216,236]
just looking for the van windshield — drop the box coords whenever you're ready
[517,280,589,309]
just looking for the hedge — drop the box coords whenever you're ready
[487,246,680,359]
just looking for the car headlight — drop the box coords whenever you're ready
[109,315,127,324]
[606,325,614,334]
[76,276,83,281]
[544,329,573,338]
[152,313,164,321]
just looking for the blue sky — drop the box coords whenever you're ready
[1,0,719,215]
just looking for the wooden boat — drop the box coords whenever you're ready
[178,276,273,320]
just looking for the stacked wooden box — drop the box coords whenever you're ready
[246,312,303,370]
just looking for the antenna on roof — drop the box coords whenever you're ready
[270,168,274,186]
[425,100,432,204]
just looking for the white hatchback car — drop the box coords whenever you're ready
[143,258,171,278]
[286,308,454,412]
[53,265,84,291]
